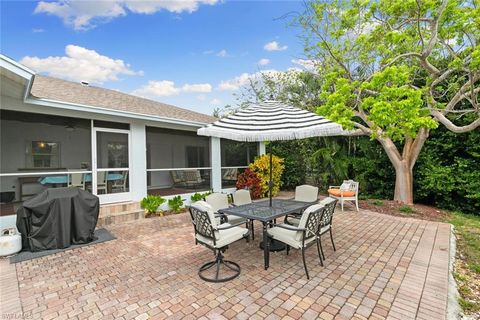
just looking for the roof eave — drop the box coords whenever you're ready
[25,96,212,128]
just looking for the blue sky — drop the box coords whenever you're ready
[1,1,309,115]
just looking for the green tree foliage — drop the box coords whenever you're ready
[299,0,480,204]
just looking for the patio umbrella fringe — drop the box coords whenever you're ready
[198,126,344,142]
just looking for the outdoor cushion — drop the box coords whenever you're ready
[339,182,351,191]
[294,185,319,202]
[205,193,229,213]
[191,201,220,227]
[267,225,316,249]
[328,189,356,197]
[226,214,246,224]
[196,224,249,248]
[233,189,252,206]
[295,204,324,241]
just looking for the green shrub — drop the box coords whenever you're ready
[190,191,212,202]
[140,195,166,215]
[168,196,184,213]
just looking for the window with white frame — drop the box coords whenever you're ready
[27,141,60,168]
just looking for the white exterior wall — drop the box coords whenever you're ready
[130,122,147,201]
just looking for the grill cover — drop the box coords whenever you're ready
[16,188,99,251]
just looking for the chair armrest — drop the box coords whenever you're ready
[329,185,340,189]
[215,221,247,230]
[271,223,306,232]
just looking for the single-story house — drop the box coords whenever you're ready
[0,54,265,228]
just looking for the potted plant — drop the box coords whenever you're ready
[140,195,166,217]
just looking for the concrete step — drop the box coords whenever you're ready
[97,209,145,228]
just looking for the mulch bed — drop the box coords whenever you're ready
[359,199,450,221]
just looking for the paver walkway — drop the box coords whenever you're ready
[1,208,452,320]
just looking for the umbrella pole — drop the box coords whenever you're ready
[269,143,273,207]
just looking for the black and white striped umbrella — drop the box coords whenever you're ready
[197,100,344,142]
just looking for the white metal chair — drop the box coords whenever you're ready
[328,180,359,211]
[96,171,108,194]
[267,204,326,279]
[67,172,85,190]
[188,201,250,282]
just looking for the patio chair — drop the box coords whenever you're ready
[188,201,250,282]
[285,185,319,224]
[184,170,204,188]
[328,180,359,211]
[232,189,255,240]
[316,197,338,261]
[222,168,238,184]
[96,171,108,194]
[112,171,128,193]
[267,204,326,279]
[67,172,85,190]
[170,170,185,187]
[205,193,247,227]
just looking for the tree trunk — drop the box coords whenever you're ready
[376,129,429,205]
[393,161,414,204]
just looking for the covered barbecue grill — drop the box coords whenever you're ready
[16,187,99,251]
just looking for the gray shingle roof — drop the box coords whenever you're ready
[29,75,217,124]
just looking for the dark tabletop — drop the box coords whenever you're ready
[218,199,313,222]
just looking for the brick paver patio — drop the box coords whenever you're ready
[1,208,452,320]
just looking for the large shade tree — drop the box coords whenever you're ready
[297,0,480,204]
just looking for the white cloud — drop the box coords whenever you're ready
[20,44,142,84]
[133,80,212,97]
[257,58,270,66]
[34,0,219,30]
[210,98,221,105]
[263,41,287,51]
[132,80,180,97]
[218,69,280,91]
[182,83,212,93]
[216,49,228,57]
[291,58,318,71]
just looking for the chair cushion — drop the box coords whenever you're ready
[196,224,249,248]
[294,185,319,202]
[295,204,324,241]
[226,214,247,224]
[191,201,219,228]
[205,193,229,213]
[267,225,316,250]
[328,188,356,197]
[319,225,331,235]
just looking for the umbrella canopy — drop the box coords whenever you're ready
[197,100,344,142]
[198,100,345,206]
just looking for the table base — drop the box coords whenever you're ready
[259,239,286,252]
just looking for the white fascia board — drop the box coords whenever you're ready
[24,96,209,128]
[0,55,35,80]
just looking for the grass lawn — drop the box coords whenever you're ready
[446,212,480,316]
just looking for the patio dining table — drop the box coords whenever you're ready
[218,199,313,270]
[38,173,124,185]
